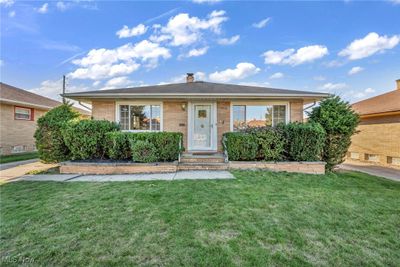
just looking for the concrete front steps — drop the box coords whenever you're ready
[178,153,228,171]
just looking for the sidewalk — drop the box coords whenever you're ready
[0,161,57,183]
[339,163,400,182]
[0,159,39,171]
[15,171,234,182]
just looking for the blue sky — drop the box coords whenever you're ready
[1,0,400,104]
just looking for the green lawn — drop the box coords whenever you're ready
[1,171,399,266]
[0,152,38,164]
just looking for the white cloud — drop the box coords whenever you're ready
[192,0,221,3]
[389,0,400,5]
[0,0,14,7]
[37,3,49,14]
[180,46,209,58]
[323,60,345,68]
[348,66,364,75]
[30,79,89,101]
[269,72,284,79]
[8,10,15,17]
[0,59,4,67]
[252,18,271,29]
[103,76,134,89]
[163,71,207,84]
[217,35,240,45]
[263,45,329,66]
[339,32,400,60]
[238,81,271,87]
[320,82,347,91]
[154,10,228,46]
[116,24,148,38]
[209,62,261,82]
[353,87,376,99]
[56,1,68,11]
[70,40,171,80]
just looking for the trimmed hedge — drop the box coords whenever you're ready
[223,132,258,161]
[106,131,183,162]
[131,141,158,163]
[279,122,326,161]
[62,120,119,160]
[34,104,79,163]
[223,122,326,162]
[243,127,285,161]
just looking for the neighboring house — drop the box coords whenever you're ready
[348,79,400,168]
[0,82,90,155]
[63,73,328,152]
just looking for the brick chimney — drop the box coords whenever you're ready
[396,79,400,90]
[186,73,194,83]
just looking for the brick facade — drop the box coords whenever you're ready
[347,114,400,168]
[94,99,304,153]
[163,101,188,149]
[92,101,115,121]
[290,100,304,122]
[0,103,46,155]
[217,101,231,151]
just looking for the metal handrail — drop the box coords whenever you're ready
[222,136,229,163]
[178,135,182,163]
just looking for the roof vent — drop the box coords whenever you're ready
[396,79,400,90]
[186,73,194,83]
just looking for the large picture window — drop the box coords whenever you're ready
[233,104,287,131]
[119,104,161,131]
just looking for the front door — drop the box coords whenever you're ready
[191,104,214,150]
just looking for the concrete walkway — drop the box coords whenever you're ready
[15,171,234,182]
[0,159,39,170]
[339,163,400,182]
[0,161,58,183]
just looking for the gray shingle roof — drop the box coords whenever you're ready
[63,81,328,99]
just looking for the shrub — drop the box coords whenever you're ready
[125,132,183,162]
[104,132,183,162]
[279,122,326,161]
[223,132,258,161]
[62,120,119,160]
[105,132,131,160]
[34,104,79,163]
[308,95,359,171]
[242,127,285,161]
[130,140,158,163]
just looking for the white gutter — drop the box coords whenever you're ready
[0,98,55,110]
[63,93,329,98]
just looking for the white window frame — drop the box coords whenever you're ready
[15,106,32,121]
[115,101,163,132]
[230,101,290,131]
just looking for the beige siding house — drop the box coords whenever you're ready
[347,80,400,168]
[64,74,328,152]
[0,83,90,155]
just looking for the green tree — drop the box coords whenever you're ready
[34,103,79,163]
[308,95,359,171]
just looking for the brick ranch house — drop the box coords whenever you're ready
[0,82,90,155]
[347,79,400,168]
[63,74,328,153]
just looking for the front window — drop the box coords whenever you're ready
[15,107,33,120]
[119,104,161,131]
[233,104,287,131]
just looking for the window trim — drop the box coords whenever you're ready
[230,101,290,131]
[115,101,163,132]
[14,106,34,121]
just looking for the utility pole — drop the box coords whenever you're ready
[62,75,66,104]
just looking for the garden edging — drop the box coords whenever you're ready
[60,161,326,175]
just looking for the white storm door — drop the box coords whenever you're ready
[192,104,212,150]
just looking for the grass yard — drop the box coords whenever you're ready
[1,171,399,266]
[0,152,38,164]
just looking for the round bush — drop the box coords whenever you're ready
[62,120,119,160]
[131,140,158,163]
[34,104,79,163]
[243,127,285,161]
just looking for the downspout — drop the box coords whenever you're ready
[303,101,316,112]
[78,101,92,112]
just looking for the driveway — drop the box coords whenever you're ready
[339,163,400,182]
